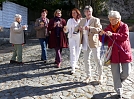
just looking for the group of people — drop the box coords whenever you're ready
[9,5,132,99]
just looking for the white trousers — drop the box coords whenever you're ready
[69,35,81,70]
[83,47,103,77]
[111,63,131,95]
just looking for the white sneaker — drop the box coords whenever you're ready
[75,65,80,69]
[71,70,75,74]
[118,95,122,99]
[98,75,103,84]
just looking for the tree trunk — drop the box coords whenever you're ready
[74,0,79,8]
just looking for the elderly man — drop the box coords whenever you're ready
[75,5,103,83]
[10,14,26,64]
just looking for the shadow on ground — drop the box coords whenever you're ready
[0,82,87,98]
[91,92,120,99]
[0,60,71,83]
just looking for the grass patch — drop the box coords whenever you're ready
[123,19,134,23]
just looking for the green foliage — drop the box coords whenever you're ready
[0,0,108,20]
[123,19,134,23]
[89,0,108,16]
[0,0,73,10]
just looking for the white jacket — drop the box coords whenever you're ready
[10,21,24,44]
[66,18,81,38]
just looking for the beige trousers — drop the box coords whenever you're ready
[83,47,103,77]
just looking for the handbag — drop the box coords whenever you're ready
[101,35,115,66]
[103,41,115,66]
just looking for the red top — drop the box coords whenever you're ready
[100,21,132,63]
[48,18,68,48]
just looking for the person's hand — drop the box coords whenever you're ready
[54,22,57,27]
[63,26,68,33]
[40,22,44,28]
[99,30,105,35]
[78,26,83,31]
[59,24,62,27]
[85,26,90,30]
[40,24,44,28]
[106,31,112,36]
[22,25,26,30]
[56,21,62,27]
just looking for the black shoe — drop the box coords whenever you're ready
[117,95,121,99]
[54,60,57,64]
[41,58,43,61]
[10,60,17,64]
[117,95,129,99]
[17,62,24,65]
[44,60,47,63]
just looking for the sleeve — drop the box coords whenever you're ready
[66,19,71,33]
[48,19,55,31]
[62,18,66,27]
[47,18,49,23]
[90,18,102,34]
[34,19,42,30]
[99,34,108,43]
[99,25,111,42]
[12,22,23,33]
[112,24,129,41]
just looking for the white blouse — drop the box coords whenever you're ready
[82,19,90,50]
[66,18,80,38]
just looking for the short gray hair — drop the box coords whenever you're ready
[84,5,93,12]
[108,11,121,19]
[14,14,22,21]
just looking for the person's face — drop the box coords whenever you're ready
[41,12,47,18]
[84,9,92,19]
[56,11,62,17]
[16,17,21,23]
[109,17,120,25]
[72,10,77,19]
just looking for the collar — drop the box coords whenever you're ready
[72,18,80,23]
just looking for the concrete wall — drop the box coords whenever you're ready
[0,11,2,26]
[0,2,36,45]
[1,1,27,28]
[129,32,134,48]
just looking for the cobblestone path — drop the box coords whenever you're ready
[0,38,134,99]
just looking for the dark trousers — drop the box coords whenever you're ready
[55,47,62,63]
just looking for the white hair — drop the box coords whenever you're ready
[14,14,22,21]
[84,5,93,12]
[108,11,121,19]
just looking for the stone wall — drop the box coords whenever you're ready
[106,0,134,19]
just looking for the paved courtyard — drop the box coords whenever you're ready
[0,38,134,99]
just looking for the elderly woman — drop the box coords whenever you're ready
[66,8,82,74]
[48,9,68,68]
[10,14,26,64]
[99,11,132,98]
